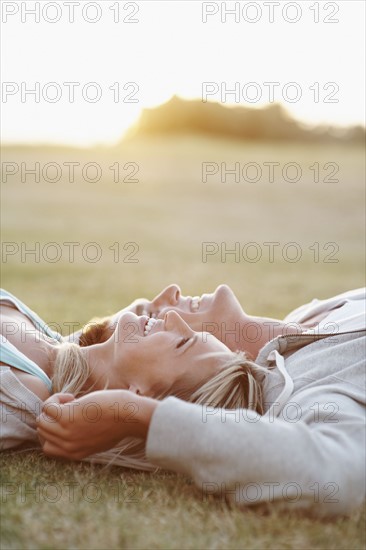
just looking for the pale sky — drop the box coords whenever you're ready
[1,0,365,146]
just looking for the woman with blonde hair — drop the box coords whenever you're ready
[0,288,266,470]
[37,285,366,516]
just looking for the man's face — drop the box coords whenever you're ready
[117,284,243,335]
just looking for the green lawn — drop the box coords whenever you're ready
[1,136,365,549]
[1,453,365,550]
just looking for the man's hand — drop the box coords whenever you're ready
[36,390,157,461]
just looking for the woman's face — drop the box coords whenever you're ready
[119,284,244,334]
[101,309,231,397]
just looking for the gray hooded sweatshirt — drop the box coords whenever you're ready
[146,288,366,516]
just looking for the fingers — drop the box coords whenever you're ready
[37,424,88,460]
[39,393,75,423]
[37,402,78,436]
[41,440,64,458]
[37,422,65,446]
[42,440,80,460]
[36,407,68,434]
[56,393,75,404]
[42,392,75,409]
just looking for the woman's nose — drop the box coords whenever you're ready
[164,310,193,335]
[152,284,181,307]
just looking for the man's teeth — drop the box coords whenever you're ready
[142,309,157,319]
[144,317,157,336]
[191,296,200,312]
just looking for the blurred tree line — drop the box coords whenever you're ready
[125,96,365,143]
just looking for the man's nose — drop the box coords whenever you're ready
[153,284,181,307]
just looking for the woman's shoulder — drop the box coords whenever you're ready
[0,364,50,402]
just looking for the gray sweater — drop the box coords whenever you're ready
[146,289,366,516]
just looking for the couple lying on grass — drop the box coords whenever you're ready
[1,284,365,516]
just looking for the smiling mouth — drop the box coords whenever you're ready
[191,296,201,312]
[144,317,158,336]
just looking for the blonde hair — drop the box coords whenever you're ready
[51,338,267,471]
[191,352,265,414]
[52,342,92,396]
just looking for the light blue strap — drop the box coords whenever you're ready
[0,289,62,342]
[0,289,58,391]
[0,339,53,391]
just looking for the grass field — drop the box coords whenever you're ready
[1,135,365,549]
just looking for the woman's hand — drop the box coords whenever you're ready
[36,390,157,460]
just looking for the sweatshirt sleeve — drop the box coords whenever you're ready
[145,395,365,516]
